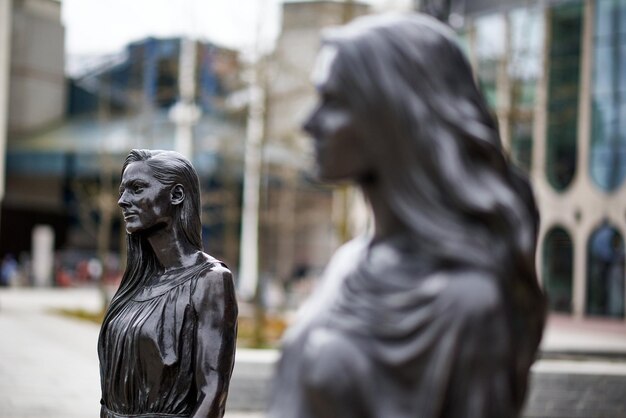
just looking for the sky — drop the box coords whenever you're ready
[62,0,412,57]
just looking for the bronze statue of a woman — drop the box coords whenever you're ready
[98,149,237,418]
[270,13,546,418]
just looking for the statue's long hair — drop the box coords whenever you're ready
[98,149,203,355]
[323,13,546,407]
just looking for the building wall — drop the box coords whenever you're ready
[8,0,65,135]
[268,0,370,144]
[1,0,67,257]
[464,0,626,320]
[262,1,371,284]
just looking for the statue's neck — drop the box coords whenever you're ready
[146,226,200,272]
[360,180,405,244]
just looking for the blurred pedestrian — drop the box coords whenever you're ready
[1,253,18,287]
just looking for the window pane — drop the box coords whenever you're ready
[513,79,536,109]
[593,97,618,132]
[475,13,504,111]
[511,120,532,172]
[590,0,626,191]
[508,8,542,174]
[590,98,626,190]
[546,2,582,191]
[586,224,625,318]
[510,8,543,81]
[620,100,626,142]
[475,14,505,59]
[620,42,626,93]
[593,44,615,95]
[596,0,616,40]
[543,227,574,313]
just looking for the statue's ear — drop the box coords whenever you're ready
[170,184,185,206]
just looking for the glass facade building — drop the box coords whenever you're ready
[590,0,626,191]
[463,0,626,320]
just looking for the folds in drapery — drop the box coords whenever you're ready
[270,237,522,418]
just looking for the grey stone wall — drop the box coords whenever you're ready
[227,356,626,417]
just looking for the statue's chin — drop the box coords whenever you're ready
[126,222,169,237]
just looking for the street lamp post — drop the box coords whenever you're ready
[170,37,201,158]
[238,65,264,301]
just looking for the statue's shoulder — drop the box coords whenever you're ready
[432,270,504,322]
[323,236,369,277]
[189,255,237,323]
[192,254,235,297]
[331,236,368,262]
[197,253,232,279]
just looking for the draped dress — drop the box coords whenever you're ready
[269,236,528,418]
[98,257,237,418]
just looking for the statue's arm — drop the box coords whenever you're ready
[190,265,238,418]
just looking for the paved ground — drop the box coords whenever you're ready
[0,287,264,418]
[541,313,626,358]
[1,287,626,417]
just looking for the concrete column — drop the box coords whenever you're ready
[238,66,264,300]
[171,38,200,158]
[0,0,12,204]
[32,225,54,287]
[571,0,594,317]
[572,219,589,318]
[576,0,594,194]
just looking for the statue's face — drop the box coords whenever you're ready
[303,46,375,183]
[118,161,173,234]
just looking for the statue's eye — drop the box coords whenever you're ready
[322,93,336,104]
[322,92,345,108]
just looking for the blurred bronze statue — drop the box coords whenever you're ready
[98,149,237,418]
[270,13,546,418]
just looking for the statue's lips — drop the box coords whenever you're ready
[123,212,138,221]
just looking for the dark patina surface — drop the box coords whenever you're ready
[98,149,237,418]
[270,13,546,418]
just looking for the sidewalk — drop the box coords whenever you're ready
[0,287,263,418]
[541,313,626,357]
[2,287,626,417]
